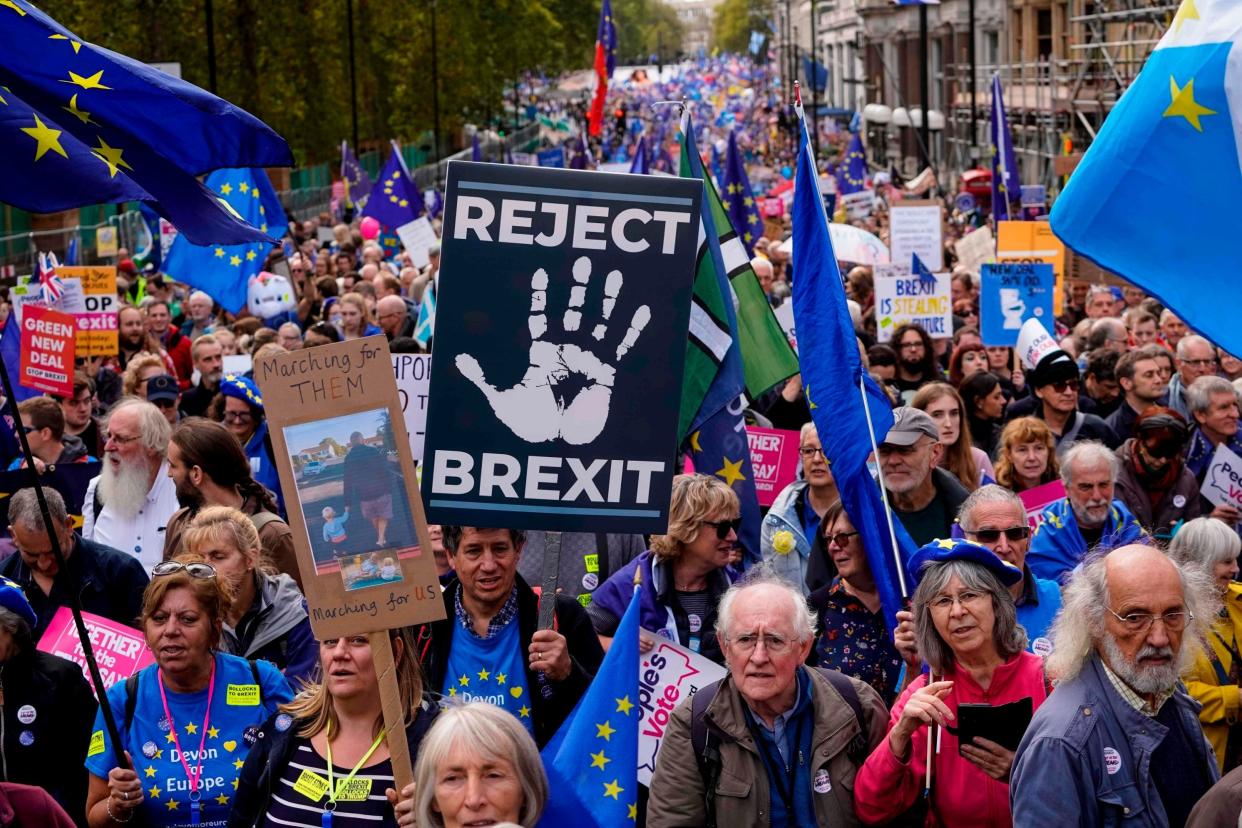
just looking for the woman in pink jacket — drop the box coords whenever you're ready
[853,540,1050,827]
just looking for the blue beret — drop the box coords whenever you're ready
[0,576,36,629]
[219,374,263,410]
[909,538,1024,588]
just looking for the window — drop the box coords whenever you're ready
[1037,9,1053,60]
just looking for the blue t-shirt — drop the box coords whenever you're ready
[86,652,293,828]
[442,619,533,734]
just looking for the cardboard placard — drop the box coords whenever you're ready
[58,266,118,356]
[873,264,952,342]
[222,353,253,376]
[255,336,445,640]
[995,222,1066,315]
[38,607,155,696]
[19,305,75,396]
[954,225,994,272]
[773,301,797,351]
[1202,444,1242,511]
[889,200,943,272]
[748,428,800,507]
[980,263,1055,347]
[1019,480,1067,531]
[840,190,875,220]
[637,637,726,785]
[392,353,432,462]
[395,215,438,270]
[421,162,700,534]
[95,226,118,258]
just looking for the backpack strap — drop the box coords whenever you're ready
[816,668,870,766]
[248,658,265,706]
[249,511,283,533]
[690,679,724,828]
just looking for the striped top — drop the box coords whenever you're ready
[262,740,395,827]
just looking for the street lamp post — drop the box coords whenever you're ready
[346,0,359,152]
[918,4,931,172]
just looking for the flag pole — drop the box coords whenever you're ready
[793,80,909,599]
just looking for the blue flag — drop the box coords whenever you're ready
[628,136,648,174]
[912,253,937,287]
[1050,2,1242,355]
[340,140,373,210]
[426,189,444,220]
[539,585,640,827]
[710,141,726,186]
[837,132,867,195]
[722,130,765,256]
[64,237,78,266]
[802,55,829,92]
[990,73,1021,221]
[161,168,286,313]
[362,151,423,230]
[0,0,288,245]
[471,132,482,162]
[791,99,916,632]
[414,280,436,348]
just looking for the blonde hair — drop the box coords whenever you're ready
[339,292,373,327]
[182,505,269,574]
[413,702,547,828]
[649,474,740,560]
[280,627,424,739]
[912,382,980,490]
[122,353,168,397]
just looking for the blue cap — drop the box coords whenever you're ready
[219,374,263,410]
[0,576,37,630]
[908,538,1024,588]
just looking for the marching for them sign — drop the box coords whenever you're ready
[422,163,701,534]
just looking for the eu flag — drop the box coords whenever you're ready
[340,140,373,210]
[0,0,289,245]
[628,136,649,174]
[802,55,829,92]
[722,130,765,256]
[1051,1,1242,355]
[161,169,287,313]
[990,73,1022,221]
[539,584,639,827]
[837,132,867,195]
[791,95,916,632]
[361,151,423,231]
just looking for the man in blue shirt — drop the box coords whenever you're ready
[957,485,1062,656]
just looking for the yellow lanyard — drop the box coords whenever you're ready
[324,729,387,807]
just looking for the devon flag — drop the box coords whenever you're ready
[1051,0,1242,354]
[161,168,288,313]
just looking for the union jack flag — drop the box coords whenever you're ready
[37,252,64,303]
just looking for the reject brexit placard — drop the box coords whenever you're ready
[980,262,1055,346]
[422,162,700,534]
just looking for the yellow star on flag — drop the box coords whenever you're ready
[259,205,265,215]
[399,199,409,207]
[214,248,225,258]
[207,726,219,739]
[477,668,490,681]
[459,674,470,687]
[92,137,132,178]
[20,115,67,162]
[495,672,507,684]
[144,766,156,778]
[628,803,638,820]
[596,721,616,741]
[62,94,95,125]
[603,779,623,800]
[166,799,178,811]
[252,188,260,198]
[148,785,161,799]
[615,696,634,715]
[234,758,244,770]
[715,457,746,487]
[590,750,610,770]
[743,231,753,244]
[221,183,233,195]
[154,749,163,760]
[246,249,257,261]
[184,722,197,735]
[49,33,82,52]
[216,793,230,805]
[239,182,250,194]
[448,687,457,697]
[0,0,26,15]
[804,385,819,410]
[0,88,6,105]
[1172,0,1199,34]
[1163,75,1216,132]
[232,778,239,790]
[743,196,754,207]
[165,731,176,744]
[62,70,111,91]
[518,704,531,718]
[689,431,702,453]
[229,255,242,267]
[721,199,732,211]
[390,194,399,203]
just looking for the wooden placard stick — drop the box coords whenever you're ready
[370,629,414,792]
[538,530,563,630]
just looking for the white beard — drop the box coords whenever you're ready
[98,455,153,518]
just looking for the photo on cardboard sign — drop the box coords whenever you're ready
[283,407,419,592]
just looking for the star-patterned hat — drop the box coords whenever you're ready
[219,374,263,410]
[908,538,1024,588]
[0,576,37,630]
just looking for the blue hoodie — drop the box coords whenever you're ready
[1026,498,1145,583]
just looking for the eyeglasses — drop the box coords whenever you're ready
[223,410,254,423]
[968,526,1031,543]
[900,342,923,351]
[152,561,216,579]
[21,425,36,435]
[103,432,142,446]
[1050,379,1080,393]
[702,518,742,540]
[1181,358,1218,369]
[825,530,859,548]
[929,590,989,611]
[728,633,794,655]
[1107,607,1191,634]
[798,446,825,459]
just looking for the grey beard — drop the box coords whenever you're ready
[98,458,152,517]
[1101,634,1180,696]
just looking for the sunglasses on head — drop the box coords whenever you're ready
[702,518,742,540]
[151,561,216,579]
[969,526,1031,543]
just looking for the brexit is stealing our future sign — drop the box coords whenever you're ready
[422,162,700,534]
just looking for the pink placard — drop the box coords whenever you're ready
[1018,480,1067,531]
[747,427,801,507]
[37,607,154,697]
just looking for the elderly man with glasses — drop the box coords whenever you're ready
[1167,334,1219,421]
[1012,544,1219,826]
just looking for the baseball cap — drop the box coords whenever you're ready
[908,538,1024,588]
[146,374,180,404]
[881,407,941,448]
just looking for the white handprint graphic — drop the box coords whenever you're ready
[455,256,651,445]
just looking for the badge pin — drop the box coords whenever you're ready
[158,716,170,733]
[243,725,260,746]
[1103,746,1122,775]
[142,741,157,759]
[813,769,832,793]
[581,572,599,591]
[16,705,35,725]
[1031,637,1053,657]
[1173,494,1187,508]
[17,730,33,747]
[275,713,293,733]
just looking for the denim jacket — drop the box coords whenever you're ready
[761,480,813,594]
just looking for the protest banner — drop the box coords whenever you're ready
[747,427,800,507]
[256,335,445,791]
[954,225,994,272]
[841,190,874,220]
[873,264,952,342]
[996,222,1066,315]
[1202,444,1242,511]
[18,305,75,396]
[537,147,566,168]
[889,200,943,272]
[95,226,118,258]
[222,353,253,376]
[38,607,155,696]
[396,215,438,269]
[421,162,700,534]
[392,353,432,462]
[980,263,1055,347]
[1019,480,1067,531]
[58,266,118,356]
[637,637,726,785]
[773,301,796,351]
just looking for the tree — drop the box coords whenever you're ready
[611,0,685,64]
[713,0,771,54]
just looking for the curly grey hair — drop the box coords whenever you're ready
[913,559,1027,674]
